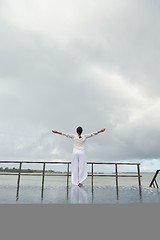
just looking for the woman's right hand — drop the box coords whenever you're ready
[100,128,106,133]
[52,130,62,135]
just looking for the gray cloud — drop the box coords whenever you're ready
[0,0,160,171]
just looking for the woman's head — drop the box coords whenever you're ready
[76,126,83,138]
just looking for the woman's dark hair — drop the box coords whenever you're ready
[76,126,83,138]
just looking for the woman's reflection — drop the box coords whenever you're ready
[70,185,88,204]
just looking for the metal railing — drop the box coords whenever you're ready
[0,161,142,200]
[149,169,160,188]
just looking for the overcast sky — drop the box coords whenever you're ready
[0,0,160,172]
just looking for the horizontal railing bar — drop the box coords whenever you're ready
[88,162,141,165]
[88,174,142,177]
[0,173,142,177]
[0,161,140,165]
[0,161,71,164]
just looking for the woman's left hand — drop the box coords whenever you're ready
[52,130,58,134]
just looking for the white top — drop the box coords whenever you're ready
[62,132,99,151]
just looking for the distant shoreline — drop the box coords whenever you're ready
[0,167,155,175]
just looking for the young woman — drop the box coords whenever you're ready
[52,126,106,186]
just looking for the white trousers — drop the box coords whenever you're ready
[71,149,87,185]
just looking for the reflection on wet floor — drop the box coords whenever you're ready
[70,186,88,204]
[0,184,158,204]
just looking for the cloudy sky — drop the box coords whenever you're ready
[0,0,160,172]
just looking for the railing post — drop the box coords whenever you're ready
[149,170,160,188]
[137,164,142,198]
[65,163,70,202]
[115,163,119,199]
[137,164,142,188]
[91,163,94,187]
[16,162,22,201]
[66,163,69,201]
[154,180,159,188]
[41,162,46,199]
[67,163,70,187]
[91,163,94,202]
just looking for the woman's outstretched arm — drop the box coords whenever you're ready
[97,128,106,134]
[85,128,106,138]
[52,130,62,135]
[52,130,74,138]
